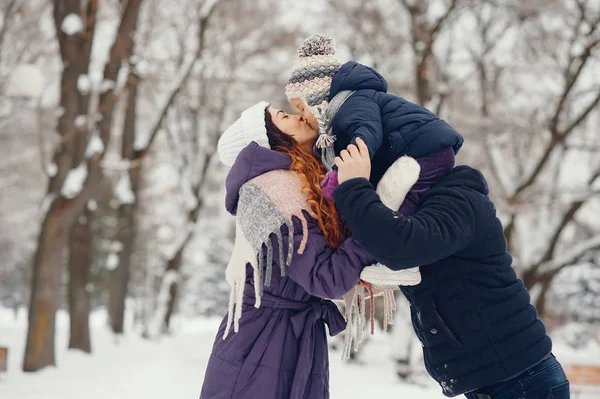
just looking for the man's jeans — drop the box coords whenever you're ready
[464,354,570,399]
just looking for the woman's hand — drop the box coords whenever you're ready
[335,138,371,184]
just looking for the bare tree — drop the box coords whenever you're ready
[23,0,143,371]
[153,0,297,334]
[398,0,459,105]
[462,0,600,316]
[105,0,224,334]
[65,0,98,354]
[0,0,57,313]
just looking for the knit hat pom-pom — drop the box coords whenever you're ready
[298,34,336,57]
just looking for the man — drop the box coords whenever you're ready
[333,138,569,399]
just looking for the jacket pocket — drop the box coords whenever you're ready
[433,301,464,347]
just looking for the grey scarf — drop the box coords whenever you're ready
[314,90,355,170]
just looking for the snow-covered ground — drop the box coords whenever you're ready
[0,308,444,399]
[0,307,598,399]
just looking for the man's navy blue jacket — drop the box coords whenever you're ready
[334,166,552,397]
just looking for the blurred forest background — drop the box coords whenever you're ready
[1,0,599,378]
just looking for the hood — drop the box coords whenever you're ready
[225,142,291,215]
[434,166,489,196]
[329,61,388,99]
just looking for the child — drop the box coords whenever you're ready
[285,34,461,205]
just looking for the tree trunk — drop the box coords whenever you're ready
[108,198,136,334]
[415,59,431,106]
[405,0,456,106]
[65,0,96,351]
[23,204,69,371]
[68,207,92,353]
[534,274,556,319]
[108,78,141,334]
[163,246,183,331]
[23,0,142,370]
[521,266,538,291]
[23,0,92,372]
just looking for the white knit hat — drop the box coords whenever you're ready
[218,101,270,167]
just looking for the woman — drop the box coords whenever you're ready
[332,139,570,399]
[200,102,375,399]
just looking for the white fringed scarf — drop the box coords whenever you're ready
[224,170,317,339]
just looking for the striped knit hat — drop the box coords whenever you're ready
[285,34,342,121]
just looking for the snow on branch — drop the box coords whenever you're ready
[47,163,58,177]
[39,193,57,220]
[147,269,179,338]
[61,13,83,36]
[85,134,105,159]
[137,0,222,156]
[105,252,119,271]
[115,173,136,205]
[161,223,194,261]
[181,175,198,211]
[61,163,88,199]
[540,235,600,275]
[77,75,91,95]
[200,0,221,18]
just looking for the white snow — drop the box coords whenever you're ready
[2,306,598,399]
[148,270,179,337]
[60,163,88,199]
[157,225,175,242]
[115,173,136,205]
[74,115,87,128]
[181,175,198,211]
[85,134,105,158]
[100,158,132,171]
[47,163,58,177]
[116,62,130,91]
[133,134,149,151]
[135,59,150,76]
[39,193,57,219]
[99,79,116,93]
[56,107,65,117]
[571,41,586,58]
[5,64,45,99]
[540,235,600,273]
[77,75,91,94]
[1,306,599,399]
[111,241,124,252]
[161,223,193,261]
[105,252,119,271]
[87,199,98,211]
[61,13,83,35]
[0,308,437,399]
[200,0,220,18]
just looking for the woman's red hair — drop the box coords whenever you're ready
[265,110,348,249]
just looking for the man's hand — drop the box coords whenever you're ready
[335,137,371,184]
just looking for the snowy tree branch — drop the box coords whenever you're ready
[0,0,19,55]
[560,89,600,137]
[540,235,600,276]
[427,0,458,49]
[533,164,600,269]
[136,0,223,158]
[513,38,600,198]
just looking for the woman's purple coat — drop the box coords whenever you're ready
[200,142,374,399]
